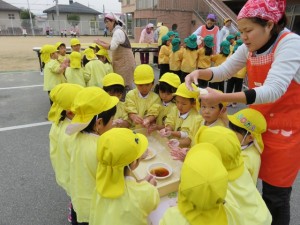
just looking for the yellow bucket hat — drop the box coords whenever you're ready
[66,87,119,135]
[70,38,80,46]
[69,52,82,69]
[178,143,228,225]
[159,72,181,88]
[40,44,57,63]
[96,128,148,198]
[195,126,244,181]
[96,48,111,63]
[103,73,125,87]
[228,108,267,153]
[48,83,83,124]
[174,83,200,111]
[134,64,155,85]
[83,48,96,60]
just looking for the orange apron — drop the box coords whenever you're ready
[247,32,300,187]
[200,25,219,54]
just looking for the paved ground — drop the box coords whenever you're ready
[0,70,299,225]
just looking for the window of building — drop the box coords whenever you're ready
[127,0,130,5]
[8,14,15,19]
[135,18,148,27]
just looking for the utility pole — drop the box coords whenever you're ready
[54,0,60,35]
[26,0,35,36]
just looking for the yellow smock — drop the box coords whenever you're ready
[43,59,66,91]
[159,200,246,225]
[58,54,69,64]
[49,122,59,175]
[227,166,272,225]
[169,48,183,71]
[84,59,107,87]
[104,63,114,74]
[65,67,86,87]
[158,26,169,46]
[211,54,228,66]
[241,143,261,185]
[233,67,247,79]
[181,49,198,73]
[115,101,129,122]
[55,119,77,196]
[197,47,212,68]
[125,89,161,124]
[165,108,202,140]
[69,132,99,223]
[156,101,177,126]
[89,176,159,225]
[201,118,227,127]
[159,45,170,64]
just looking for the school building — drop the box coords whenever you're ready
[120,0,300,42]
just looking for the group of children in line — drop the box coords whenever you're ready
[158,31,246,107]
[43,34,273,223]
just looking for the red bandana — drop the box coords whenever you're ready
[237,0,286,23]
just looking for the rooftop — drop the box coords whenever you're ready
[43,2,101,15]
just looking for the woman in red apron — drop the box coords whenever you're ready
[185,1,300,224]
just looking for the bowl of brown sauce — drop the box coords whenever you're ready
[147,162,173,179]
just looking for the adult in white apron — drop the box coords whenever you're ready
[185,1,300,225]
[95,12,135,90]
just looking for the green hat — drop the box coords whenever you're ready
[186,34,197,49]
[167,31,175,37]
[172,38,181,52]
[221,40,231,55]
[174,32,179,38]
[226,34,235,41]
[233,39,243,52]
[235,31,241,37]
[203,35,214,48]
[161,35,170,43]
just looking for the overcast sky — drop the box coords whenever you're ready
[9,0,121,15]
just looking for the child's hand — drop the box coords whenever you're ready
[112,119,124,127]
[170,147,189,162]
[142,118,151,128]
[168,139,180,149]
[144,175,157,186]
[147,123,158,134]
[159,128,171,137]
[129,114,143,125]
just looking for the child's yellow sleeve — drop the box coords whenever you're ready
[125,90,138,114]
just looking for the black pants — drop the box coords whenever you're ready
[140,52,149,64]
[197,79,208,88]
[262,181,292,225]
[159,64,170,78]
[71,206,88,225]
[209,81,224,92]
[48,91,53,106]
[226,77,243,93]
[169,70,182,78]
[179,72,190,83]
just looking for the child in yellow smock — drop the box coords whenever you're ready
[180,34,198,83]
[103,73,130,128]
[159,35,171,78]
[148,72,181,133]
[228,108,267,185]
[55,42,69,65]
[48,83,83,196]
[226,34,235,54]
[169,38,183,77]
[195,126,272,225]
[125,64,160,129]
[200,90,228,127]
[197,35,214,88]
[83,48,107,87]
[70,38,81,52]
[160,83,202,148]
[65,87,119,224]
[209,40,231,92]
[65,51,86,87]
[43,44,67,103]
[89,128,159,225]
[96,48,113,74]
[160,143,245,225]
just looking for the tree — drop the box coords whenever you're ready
[67,14,80,27]
[20,9,35,29]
